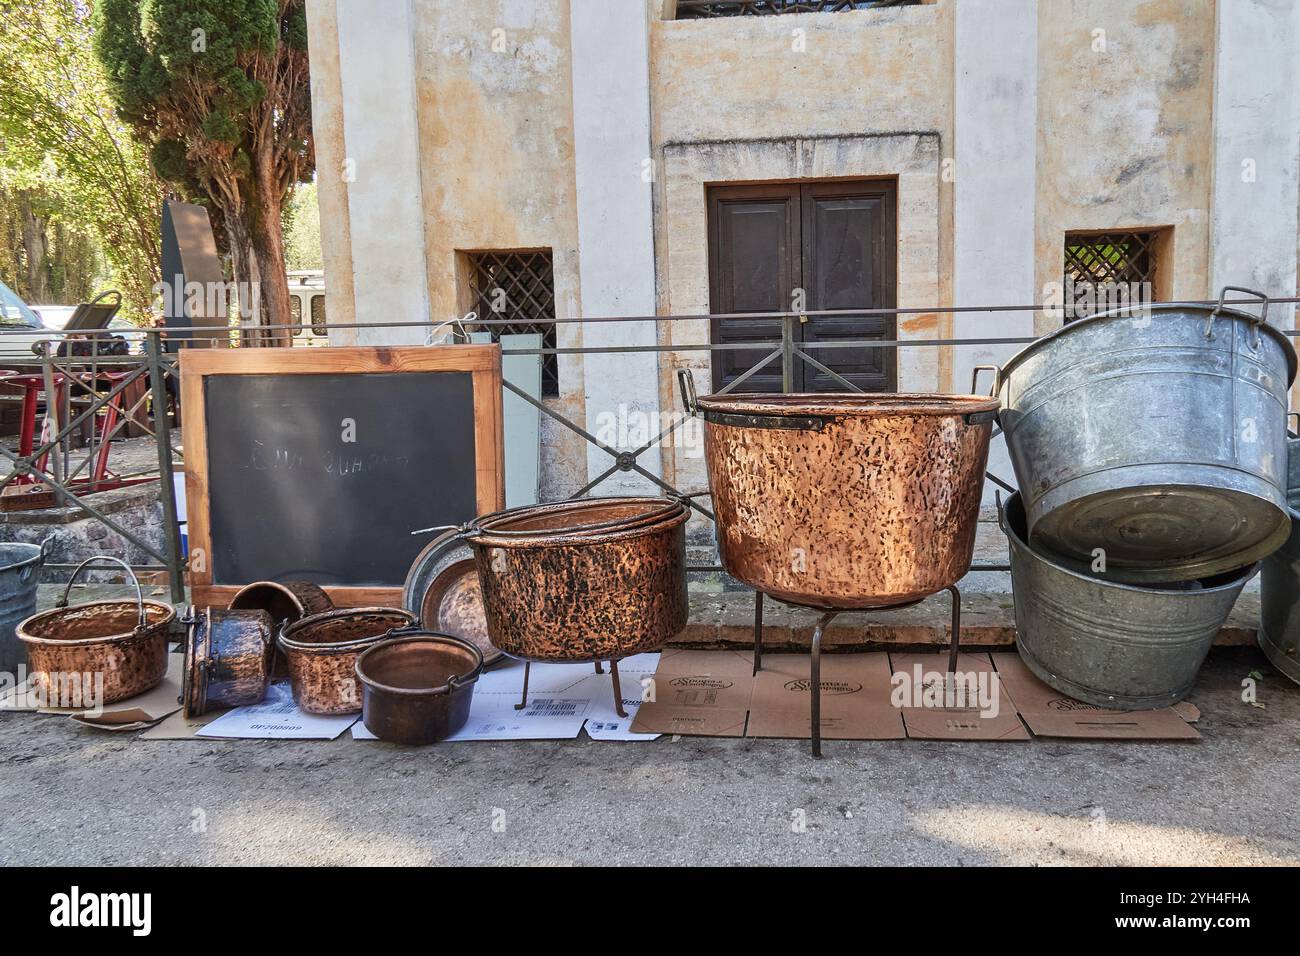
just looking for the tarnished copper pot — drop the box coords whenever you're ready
[181,607,275,717]
[687,383,997,609]
[469,497,689,662]
[278,607,415,715]
[17,556,173,706]
[356,632,483,744]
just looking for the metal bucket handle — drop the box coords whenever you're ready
[18,534,54,585]
[971,364,1001,397]
[57,555,147,630]
[677,368,699,417]
[1207,286,1269,348]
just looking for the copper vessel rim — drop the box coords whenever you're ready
[472,496,686,538]
[694,392,1000,417]
[229,581,313,612]
[19,600,175,647]
[279,606,415,653]
[471,505,688,549]
[354,633,484,697]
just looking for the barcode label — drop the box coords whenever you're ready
[524,698,584,717]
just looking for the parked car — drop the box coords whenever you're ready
[0,279,57,364]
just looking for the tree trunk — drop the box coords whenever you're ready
[249,174,292,348]
[224,214,263,347]
[18,191,49,304]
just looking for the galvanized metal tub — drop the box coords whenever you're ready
[0,539,47,673]
[1000,491,1255,709]
[997,290,1297,583]
[1258,431,1300,684]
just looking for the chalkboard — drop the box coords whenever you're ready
[181,345,504,606]
[206,372,476,586]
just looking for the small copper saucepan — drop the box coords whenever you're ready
[355,631,483,745]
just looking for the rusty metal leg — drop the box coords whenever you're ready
[811,610,837,759]
[945,585,962,675]
[609,659,628,718]
[594,661,604,674]
[514,661,531,711]
[753,590,764,675]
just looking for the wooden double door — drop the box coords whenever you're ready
[707,180,897,393]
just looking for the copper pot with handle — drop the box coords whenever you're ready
[17,556,173,706]
[680,370,997,609]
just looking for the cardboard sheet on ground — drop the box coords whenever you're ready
[0,652,183,730]
[631,649,1201,741]
[990,653,1200,740]
[891,652,1029,741]
[195,682,357,739]
[351,654,661,742]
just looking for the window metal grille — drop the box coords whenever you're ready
[1063,230,1160,322]
[467,251,558,396]
[675,0,918,18]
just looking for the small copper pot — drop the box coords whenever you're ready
[278,607,415,715]
[469,497,689,662]
[181,607,275,717]
[17,556,173,706]
[356,632,483,744]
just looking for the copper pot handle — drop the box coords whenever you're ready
[58,555,146,629]
[677,368,698,417]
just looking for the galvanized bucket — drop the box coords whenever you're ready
[1258,428,1300,684]
[0,538,49,673]
[997,288,1296,583]
[1000,491,1255,709]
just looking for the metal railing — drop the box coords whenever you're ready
[0,293,1293,602]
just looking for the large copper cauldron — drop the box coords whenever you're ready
[685,381,997,609]
[468,497,689,662]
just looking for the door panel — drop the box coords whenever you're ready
[707,179,896,394]
[800,183,896,392]
[708,186,799,392]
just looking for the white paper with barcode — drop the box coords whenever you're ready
[351,654,661,741]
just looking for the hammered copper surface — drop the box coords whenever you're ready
[278,608,414,715]
[355,634,482,744]
[697,393,997,609]
[182,608,275,717]
[417,560,500,664]
[472,499,689,662]
[18,601,173,705]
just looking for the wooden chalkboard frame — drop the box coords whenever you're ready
[180,344,504,608]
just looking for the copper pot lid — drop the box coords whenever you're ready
[403,529,504,667]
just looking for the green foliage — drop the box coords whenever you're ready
[282,180,321,272]
[0,0,165,323]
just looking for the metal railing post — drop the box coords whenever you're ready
[781,314,795,394]
[147,333,186,605]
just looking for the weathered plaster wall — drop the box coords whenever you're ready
[1034,0,1217,334]
[650,1,955,497]
[410,0,587,499]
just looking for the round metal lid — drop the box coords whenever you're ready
[403,530,504,667]
[1031,485,1293,584]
